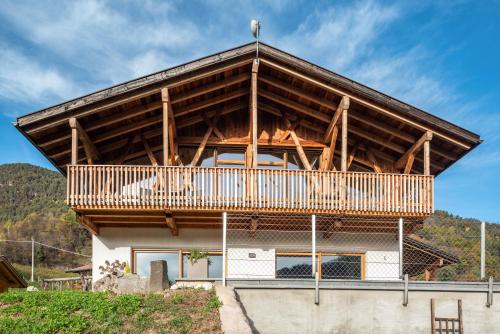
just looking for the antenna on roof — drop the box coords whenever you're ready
[250,19,261,62]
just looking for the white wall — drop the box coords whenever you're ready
[92,227,400,283]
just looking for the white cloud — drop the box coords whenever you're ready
[0,46,77,105]
[279,1,400,71]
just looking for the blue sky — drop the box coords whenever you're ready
[0,0,499,222]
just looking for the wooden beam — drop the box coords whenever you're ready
[260,103,325,133]
[190,116,219,166]
[78,214,98,236]
[162,88,170,165]
[39,100,162,149]
[283,117,311,170]
[113,135,137,164]
[141,134,158,166]
[172,73,250,104]
[260,58,471,150]
[165,215,178,236]
[325,96,349,143]
[203,114,225,140]
[250,60,259,168]
[70,119,78,165]
[166,89,177,165]
[403,153,415,174]
[174,88,247,118]
[366,149,383,173]
[177,102,244,129]
[395,131,433,170]
[69,117,100,164]
[347,146,358,170]
[258,75,336,110]
[319,125,338,171]
[259,90,330,123]
[341,109,348,172]
[424,139,431,175]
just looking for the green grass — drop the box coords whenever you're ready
[0,289,223,334]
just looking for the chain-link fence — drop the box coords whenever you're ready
[224,213,497,282]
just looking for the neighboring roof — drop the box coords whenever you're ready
[65,263,92,273]
[0,256,28,289]
[404,236,459,264]
[14,42,481,175]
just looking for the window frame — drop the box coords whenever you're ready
[275,252,366,280]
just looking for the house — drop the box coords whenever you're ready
[0,256,28,292]
[14,43,480,285]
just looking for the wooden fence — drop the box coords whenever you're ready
[67,165,433,215]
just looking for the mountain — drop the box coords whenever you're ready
[0,163,91,269]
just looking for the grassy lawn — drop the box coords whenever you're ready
[0,289,223,334]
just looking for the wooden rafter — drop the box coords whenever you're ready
[69,118,100,164]
[177,103,244,129]
[319,125,339,171]
[190,115,220,166]
[283,116,311,170]
[347,146,358,170]
[172,73,250,104]
[395,131,433,170]
[78,214,99,236]
[203,114,225,140]
[260,103,324,133]
[259,90,330,123]
[260,58,470,150]
[175,88,247,118]
[324,96,349,143]
[141,134,158,166]
[113,134,137,164]
[165,214,178,236]
[366,149,383,173]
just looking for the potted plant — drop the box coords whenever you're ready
[186,249,211,279]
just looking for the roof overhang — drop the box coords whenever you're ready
[15,42,481,175]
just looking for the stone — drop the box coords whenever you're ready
[186,258,208,279]
[26,286,39,292]
[171,281,213,290]
[149,260,169,293]
[94,273,148,294]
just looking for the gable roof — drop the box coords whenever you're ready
[14,42,481,174]
[0,256,28,289]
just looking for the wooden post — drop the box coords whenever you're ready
[250,60,259,168]
[341,109,348,172]
[70,118,79,165]
[424,139,430,175]
[162,88,170,165]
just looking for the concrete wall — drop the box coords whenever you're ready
[236,288,499,334]
[93,227,400,283]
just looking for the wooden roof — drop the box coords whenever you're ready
[0,256,28,290]
[15,42,481,175]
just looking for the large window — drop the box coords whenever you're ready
[276,255,319,279]
[133,250,180,284]
[276,253,363,279]
[321,255,362,279]
[182,252,223,279]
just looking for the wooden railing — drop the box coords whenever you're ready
[67,165,434,216]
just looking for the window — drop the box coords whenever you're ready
[133,250,180,284]
[321,255,362,279]
[276,253,364,279]
[276,255,319,279]
[182,252,223,279]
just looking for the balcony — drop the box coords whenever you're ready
[67,165,433,217]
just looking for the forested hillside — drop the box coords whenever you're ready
[0,163,91,269]
[0,163,498,280]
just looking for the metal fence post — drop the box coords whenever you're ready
[312,214,316,277]
[31,236,35,282]
[399,218,403,279]
[222,212,227,286]
[481,221,486,280]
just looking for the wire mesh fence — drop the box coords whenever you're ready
[225,213,497,282]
